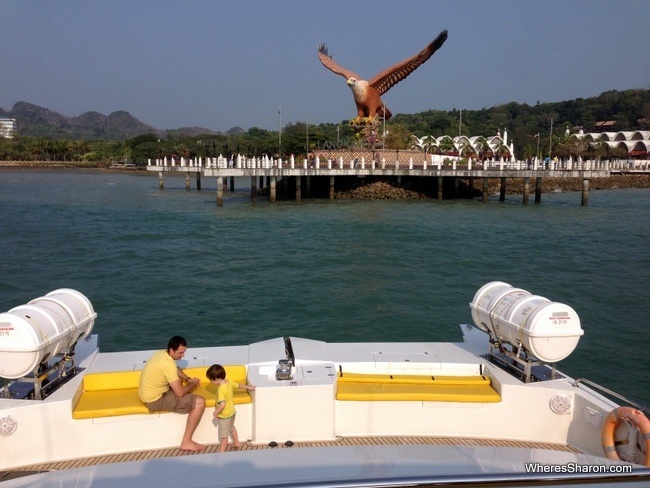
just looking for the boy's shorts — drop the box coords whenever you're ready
[214,413,236,440]
[145,389,197,414]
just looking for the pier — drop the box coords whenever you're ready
[146,151,616,206]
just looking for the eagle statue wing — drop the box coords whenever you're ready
[368,29,448,96]
[317,44,361,81]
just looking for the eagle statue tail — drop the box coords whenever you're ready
[378,105,392,120]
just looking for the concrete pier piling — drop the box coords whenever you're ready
[295,176,302,201]
[216,177,224,207]
[270,176,277,204]
[523,177,530,204]
[251,176,257,203]
[535,177,542,203]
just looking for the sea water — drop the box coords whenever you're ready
[0,170,648,406]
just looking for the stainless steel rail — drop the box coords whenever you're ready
[573,378,647,412]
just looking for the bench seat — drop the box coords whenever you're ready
[73,365,251,420]
[335,372,500,402]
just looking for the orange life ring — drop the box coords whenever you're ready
[602,406,650,466]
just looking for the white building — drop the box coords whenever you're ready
[570,129,650,158]
[0,118,17,138]
[411,129,515,160]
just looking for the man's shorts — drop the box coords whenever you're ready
[145,389,197,414]
[215,413,236,440]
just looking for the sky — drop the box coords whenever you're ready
[1,0,649,133]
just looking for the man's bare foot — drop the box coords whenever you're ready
[180,441,206,452]
[232,442,241,450]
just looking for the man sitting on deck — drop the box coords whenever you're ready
[138,335,206,452]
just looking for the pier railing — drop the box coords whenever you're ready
[146,154,642,173]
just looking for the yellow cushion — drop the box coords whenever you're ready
[336,382,501,402]
[73,389,150,419]
[194,383,252,406]
[337,372,491,386]
[82,371,142,391]
[73,364,251,419]
[184,365,248,384]
[188,364,251,405]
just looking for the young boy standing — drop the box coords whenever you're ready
[206,364,255,452]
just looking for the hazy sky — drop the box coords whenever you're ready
[2,0,648,132]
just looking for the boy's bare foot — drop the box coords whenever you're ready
[180,441,206,452]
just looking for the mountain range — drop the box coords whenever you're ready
[2,89,648,142]
[0,102,244,140]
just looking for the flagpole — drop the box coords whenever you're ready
[278,107,282,158]
[383,110,386,154]
[549,118,553,163]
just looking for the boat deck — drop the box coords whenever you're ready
[5,435,580,476]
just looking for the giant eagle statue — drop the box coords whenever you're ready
[318,30,448,122]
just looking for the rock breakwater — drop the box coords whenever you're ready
[333,175,649,200]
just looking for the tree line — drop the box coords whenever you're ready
[1,89,647,165]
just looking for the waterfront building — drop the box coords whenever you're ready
[570,128,650,159]
[0,118,17,139]
[410,129,515,161]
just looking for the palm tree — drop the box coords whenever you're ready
[438,136,455,156]
[459,143,476,159]
[573,137,590,160]
[29,138,44,161]
[73,140,91,161]
[495,144,510,160]
[39,138,53,161]
[50,139,67,161]
[410,135,430,153]
[427,136,442,155]
[474,136,491,160]
[61,140,74,161]
[589,140,609,161]
[175,144,190,159]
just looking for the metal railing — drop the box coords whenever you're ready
[573,377,647,412]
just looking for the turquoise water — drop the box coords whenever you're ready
[0,170,648,406]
